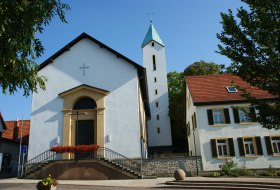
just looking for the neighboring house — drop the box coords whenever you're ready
[28,22,172,160]
[0,119,30,177]
[185,74,280,171]
[0,113,7,137]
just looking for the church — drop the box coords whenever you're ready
[28,22,172,161]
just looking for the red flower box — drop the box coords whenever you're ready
[50,144,100,153]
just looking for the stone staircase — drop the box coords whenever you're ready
[21,147,143,179]
[165,180,280,190]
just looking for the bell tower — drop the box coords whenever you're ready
[142,21,172,150]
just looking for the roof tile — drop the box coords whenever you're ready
[185,74,274,104]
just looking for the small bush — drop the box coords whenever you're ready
[221,160,237,176]
[261,165,279,177]
[202,171,221,177]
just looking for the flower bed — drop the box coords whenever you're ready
[50,144,100,153]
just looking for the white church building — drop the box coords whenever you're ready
[28,23,172,160]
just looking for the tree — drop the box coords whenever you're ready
[217,0,280,129]
[0,0,70,96]
[184,60,225,76]
[167,71,187,151]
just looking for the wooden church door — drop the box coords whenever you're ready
[75,120,94,159]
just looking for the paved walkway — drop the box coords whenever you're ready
[0,177,280,188]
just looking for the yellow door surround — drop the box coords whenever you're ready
[59,84,109,150]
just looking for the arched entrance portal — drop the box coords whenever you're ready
[73,97,96,146]
[59,84,109,159]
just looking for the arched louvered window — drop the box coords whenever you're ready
[73,97,97,110]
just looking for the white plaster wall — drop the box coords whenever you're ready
[196,103,280,171]
[185,86,200,157]
[142,41,172,147]
[28,38,142,159]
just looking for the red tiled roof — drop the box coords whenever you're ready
[2,120,30,144]
[185,74,274,104]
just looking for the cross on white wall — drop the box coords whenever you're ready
[80,63,89,76]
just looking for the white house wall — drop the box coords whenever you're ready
[196,103,280,171]
[185,86,200,157]
[29,38,142,159]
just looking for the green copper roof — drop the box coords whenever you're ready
[142,23,164,48]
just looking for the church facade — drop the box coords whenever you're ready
[28,23,172,160]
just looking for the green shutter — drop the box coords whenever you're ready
[210,139,217,158]
[238,137,245,156]
[224,108,231,124]
[265,136,273,155]
[255,136,263,155]
[207,109,214,125]
[233,108,240,123]
[228,138,235,157]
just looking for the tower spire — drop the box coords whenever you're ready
[142,21,164,48]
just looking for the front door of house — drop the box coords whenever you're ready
[75,120,94,159]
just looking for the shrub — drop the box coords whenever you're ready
[202,171,221,177]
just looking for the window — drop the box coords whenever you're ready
[152,42,154,46]
[207,108,230,125]
[186,122,191,137]
[233,107,256,123]
[239,108,251,122]
[155,89,158,95]
[238,136,263,157]
[153,55,156,71]
[156,102,159,107]
[213,109,224,124]
[265,135,280,155]
[73,97,97,110]
[154,77,157,83]
[191,113,197,130]
[157,114,160,120]
[157,127,160,134]
[217,139,228,156]
[226,86,238,93]
[244,138,255,155]
[271,137,280,154]
[210,138,235,158]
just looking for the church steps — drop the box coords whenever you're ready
[22,148,143,179]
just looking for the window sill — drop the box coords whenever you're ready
[212,124,227,127]
[244,155,259,158]
[239,122,255,125]
[272,154,280,157]
[217,156,232,160]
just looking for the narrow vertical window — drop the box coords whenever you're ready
[155,89,158,95]
[157,114,160,120]
[152,42,154,46]
[156,101,159,107]
[153,55,156,71]
[154,77,157,83]
[157,127,160,134]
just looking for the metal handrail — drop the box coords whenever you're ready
[97,147,141,175]
[21,147,141,178]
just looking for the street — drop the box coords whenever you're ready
[0,183,177,190]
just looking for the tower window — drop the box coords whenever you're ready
[157,114,160,120]
[152,42,154,46]
[153,55,156,71]
[156,101,159,107]
[154,77,157,83]
[155,89,158,95]
[157,127,160,134]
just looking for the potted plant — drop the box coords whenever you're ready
[36,174,58,190]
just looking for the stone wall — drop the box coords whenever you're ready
[135,156,202,177]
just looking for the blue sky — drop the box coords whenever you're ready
[0,0,245,120]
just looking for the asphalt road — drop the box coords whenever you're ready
[0,183,177,190]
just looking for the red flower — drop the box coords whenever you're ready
[50,144,100,153]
